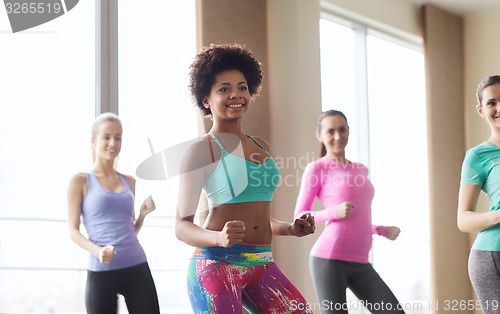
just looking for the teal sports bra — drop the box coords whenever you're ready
[203,134,280,206]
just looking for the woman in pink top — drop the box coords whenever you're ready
[294,110,403,313]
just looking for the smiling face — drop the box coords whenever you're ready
[477,83,500,130]
[91,121,122,162]
[202,69,251,121]
[316,115,349,157]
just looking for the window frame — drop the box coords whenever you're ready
[0,1,195,312]
[319,5,430,309]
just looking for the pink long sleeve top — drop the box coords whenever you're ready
[294,156,386,263]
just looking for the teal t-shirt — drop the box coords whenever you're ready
[461,141,500,251]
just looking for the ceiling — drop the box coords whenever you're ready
[409,0,500,17]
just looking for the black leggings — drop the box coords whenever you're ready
[468,250,500,314]
[86,262,160,314]
[310,256,404,314]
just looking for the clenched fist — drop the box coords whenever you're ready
[336,202,354,219]
[140,196,156,216]
[291,213,315,237]
[385,226,401,240]
[217,220,245,247]
[98,245,116,264]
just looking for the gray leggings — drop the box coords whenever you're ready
[468,250,500,314]
[310,256,405,314]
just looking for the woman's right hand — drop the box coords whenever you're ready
[98,245,116,264]
[336,202,354,219]
[217,220,245,247]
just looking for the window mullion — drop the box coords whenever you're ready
[353,23,370,168]
[96,0,118,116]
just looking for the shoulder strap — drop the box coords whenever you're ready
[117,173,133,191]
[247,135,269,153]
[207,137,215,163]
[208,133,226,151]
[85,171,95,190]
[207,134,235,198]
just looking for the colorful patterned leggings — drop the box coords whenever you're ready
[187,243,312,314]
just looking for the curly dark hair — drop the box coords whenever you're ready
[189,44,263,117]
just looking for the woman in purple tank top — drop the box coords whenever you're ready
[67,113,159,314]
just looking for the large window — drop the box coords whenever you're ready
[320,12,430,311]
[0,1,95,312]
[118,1,196,312]
[0,1,196,312]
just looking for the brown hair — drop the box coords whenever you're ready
[477,75,500,106]
[316,110,348,157]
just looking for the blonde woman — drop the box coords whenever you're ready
[67,113,159,314]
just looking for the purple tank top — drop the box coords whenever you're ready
[82,171,147,271]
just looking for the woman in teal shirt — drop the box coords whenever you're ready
[458,75,500,314]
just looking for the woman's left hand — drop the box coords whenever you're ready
[291,213,315,237]
[385,226,401,240]
[140,196,156,216]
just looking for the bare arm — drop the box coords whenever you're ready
[457,184,500,232]
[175,139,244,248]
[121,174,156,235]
[270,213,315,237]
[270,217,294,236]
[67,174,115,263]
[134,196,156,234]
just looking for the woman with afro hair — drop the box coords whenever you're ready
[175,44,315,313]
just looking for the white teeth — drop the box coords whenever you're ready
[227,104,243,108]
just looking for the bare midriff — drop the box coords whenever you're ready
[204,201,272,244]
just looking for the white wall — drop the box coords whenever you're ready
[267,0,323,305]
[322,0,422,38]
